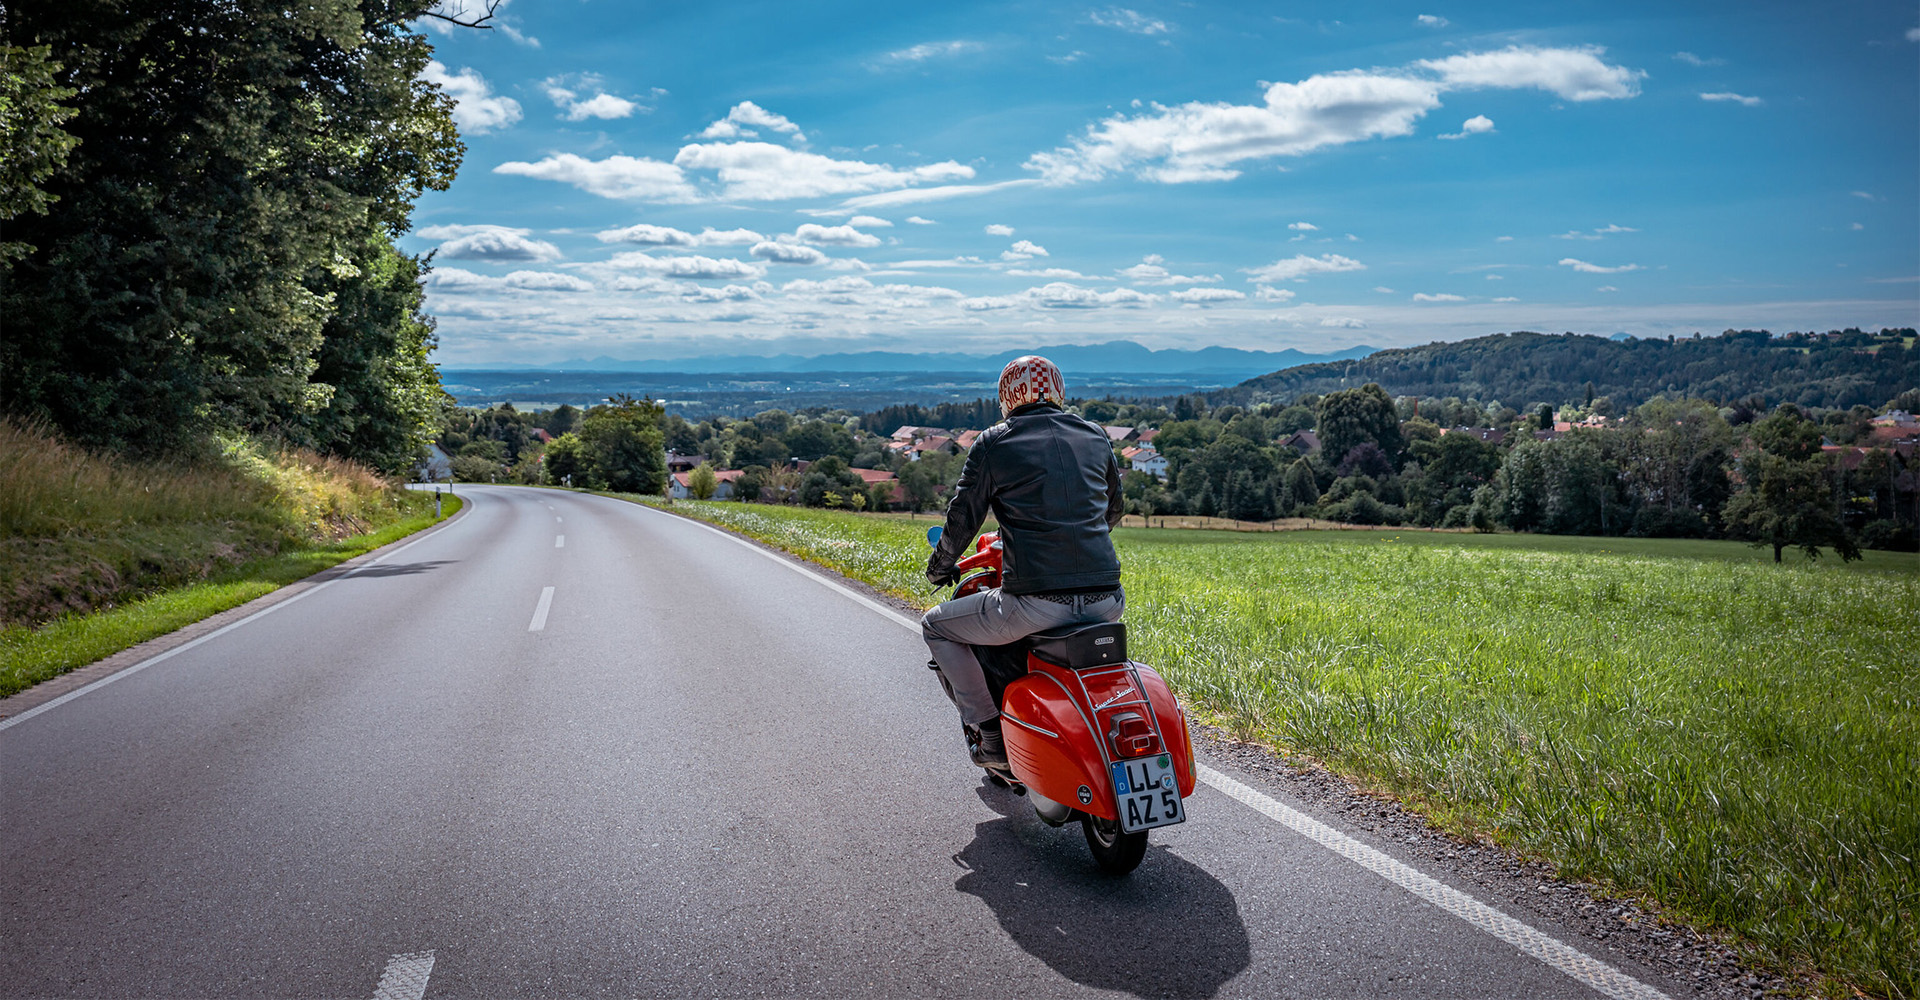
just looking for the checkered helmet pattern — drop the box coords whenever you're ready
[998,355,1066,418]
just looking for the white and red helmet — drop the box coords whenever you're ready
[997,355,1066,418]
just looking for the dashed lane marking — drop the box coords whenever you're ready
[556,535,565,548]
[628,499,1673,1000]
[528,586,555,632]
[370,951,435,1000]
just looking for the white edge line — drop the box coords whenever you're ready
[631,499,1670,1000]
[371,950,435,1000]
[528,586,555,632]
[555,535,565,548]
[0,509,462,735]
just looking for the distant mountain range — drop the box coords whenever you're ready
[460,341,1380,380]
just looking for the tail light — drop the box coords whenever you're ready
[1106,711,1160,758]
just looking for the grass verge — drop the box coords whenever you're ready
[620,495,1919,999]
[0,494,461,700]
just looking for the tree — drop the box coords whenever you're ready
[543,432,586,486]
[899,462,939,512]
[577,397,666,493]
[1316,383,1403,466]
[1751,404,1824,461]
[687,462,719,500]
[1723,453,1861,563]
[0,42,79,262]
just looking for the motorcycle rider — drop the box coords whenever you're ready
[923,355,1126,773]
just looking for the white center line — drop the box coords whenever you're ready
[555,516,563,523]
[370,951,435,1000]
[528,586,555,632]
[555,535,565,548]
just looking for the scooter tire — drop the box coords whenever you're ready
[1080,814,1148,874]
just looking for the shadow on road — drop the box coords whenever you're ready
[345,560,458,579]
[954,783,1251,999]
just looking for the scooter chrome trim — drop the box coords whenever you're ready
[1001,712,1059,739]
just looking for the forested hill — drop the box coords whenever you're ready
[1217,330,1917,411]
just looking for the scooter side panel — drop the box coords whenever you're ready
[1135,663,1197,797]
[1000,670,1116,820]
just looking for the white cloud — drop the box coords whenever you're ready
[1700,91,1764,107]
[1438,114,1495,139]
[494,154,698,202]
[1007,268,1093,279]
[1288,221,1318,231]
[435,226,562,262]
[1417,14,1449,27]
[906,216,937,225]
[1850,222,1865,231]
[1419,45,1644,101]
[837,178,1039,211]
[1556,223,1638,240]
[848,215,893,228]
[1243,253,1366,283]
[1320,317,1367,328]
[1851,191,1879,201]
[879,40,983,64]
[751,242,830,265]
[959,295,1021,311]
[1008,239,1049,257]
[543,75,646,121]
[421,61,522,133]
[1029,282,1157,308]
[606,252,766,279]
[502,270,593,292]
[1372,286,1395,294]
[683,284,762,303]
[1485,273,1504,280]
[1254,285,1297,302]
[700,101,807,143]
[784,223,882,248]
[673,142,973,201]
[1493,296,1519,302]
[565,93,640,120]
[1594,223,1638,235]
[1673,51,1724,67]
[1906,27,1919,42]
[1596,285,1618,292]
[1495,235,1514,242]
[1412,292,1466,302]
[1559,257,1643,274]
[985,223,1015,236]
[694,228,766,246]
[596,224,698,246]
[421,266,491,289]
[1169,287,1247,304]
[1118,255,1221,285]
[1089,7,1169,35]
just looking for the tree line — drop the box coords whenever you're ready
[1,0,464,472]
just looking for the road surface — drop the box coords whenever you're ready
[0,485,1681,999]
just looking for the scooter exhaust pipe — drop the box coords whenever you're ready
[1029,789,1074,827]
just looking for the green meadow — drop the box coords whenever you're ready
[629,496,1919,998]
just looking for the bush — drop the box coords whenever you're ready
[1858,519,1918,552]
[1319,490,1405,526]
[450,454,498,482]
[1440,504,1472,528]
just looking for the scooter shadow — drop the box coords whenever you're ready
[954,783,1251,999]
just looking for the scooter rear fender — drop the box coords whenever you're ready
[1000,658,1196,821]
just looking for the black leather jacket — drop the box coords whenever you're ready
[929,403,1124,595]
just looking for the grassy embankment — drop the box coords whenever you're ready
[625,496,1918,999]
[0,420,458,698]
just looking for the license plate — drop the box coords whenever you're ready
[1110,754,1185,833]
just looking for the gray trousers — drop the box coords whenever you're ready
[921,587,1125,726]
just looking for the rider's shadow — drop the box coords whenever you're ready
[953,785,1251,999]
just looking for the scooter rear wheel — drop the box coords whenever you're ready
[1081,814,1148,874]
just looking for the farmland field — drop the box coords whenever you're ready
[624,495,1919,998]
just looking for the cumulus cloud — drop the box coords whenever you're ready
[1288,221,1318,231]
[421,61,522,133]
[985,223,1015,236]
[1438,114,1495,139]
[1169,287,1247,304]
[543,75,646,121]
[879,40,983,64]
[1118,255,1220,285]
[1006,268,1093,279]
[1254,285,1297,302]
[1559,257,1643,274]
[1493,296,1520,302]
[848,215,893,228]
[1596,285,1618,292]
[1417,14,1449,27]
[596,224,697,246]
[1320,317,1367,328]
[433,226,562,262]
[502,270,593,292]
[1555,223,1638,240]
[1673,51,1724,67]
[1005,239,1049,258]
[700,101,807,143]
[673,142,973,201]
[1029,282,1157,308]
[837,178,1039,211]
[1700,91,1764,107]
[1089,7,1169,35]
[607,252,766,279]
[751,242,830,265]
[1412,292,1466,302]
[421,266,491,289]
[785,223,883,248]
[694,228,766,246]
[494,154,699,202]
[1243,253,1365,283]
[906,216,937,225]
[1418,46,1644,101]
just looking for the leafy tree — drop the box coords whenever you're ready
[733,465,768,503]
[1316,383,1403,466]
[0,42,79,262]
[785,419,856,462]
[800,455,863,507]
[543,432,586,486]
[1723,453,1861,563]
[1751,404,1824,461]
[687,462,719,500]
[898,462,939,512]
[577,397,666,493]
[1281,458,1318,515]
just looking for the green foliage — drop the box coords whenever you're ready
[1,0,460,460]
[1316,383,1403,465]
[1751,404,1825,461]
[1723,453,1862,563]
[576,396,667,493]
[0,41,80,261]
[687,461,719,500]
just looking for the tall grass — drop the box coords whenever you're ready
[643,498,1919,997]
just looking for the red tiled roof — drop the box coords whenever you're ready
[849,467,897,484]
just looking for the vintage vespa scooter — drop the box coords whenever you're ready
[926,526,1196,874]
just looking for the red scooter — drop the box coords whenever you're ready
[927,526,1196,874]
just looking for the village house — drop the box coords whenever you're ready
[1122,445,1169,480]
[1280,429,1319,455]
[667,468,742,500]
[1445,426,1509,444]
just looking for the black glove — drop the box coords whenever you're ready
[926,553,960,587]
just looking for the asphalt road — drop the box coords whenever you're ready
[0,486,1682,999]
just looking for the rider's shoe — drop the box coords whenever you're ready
[971,717,1010,773]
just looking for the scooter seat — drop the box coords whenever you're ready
[1024,621,1127,669]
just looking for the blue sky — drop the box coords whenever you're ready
[406,1,1920,366]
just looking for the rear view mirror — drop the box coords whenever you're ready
[926,525,943,547]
